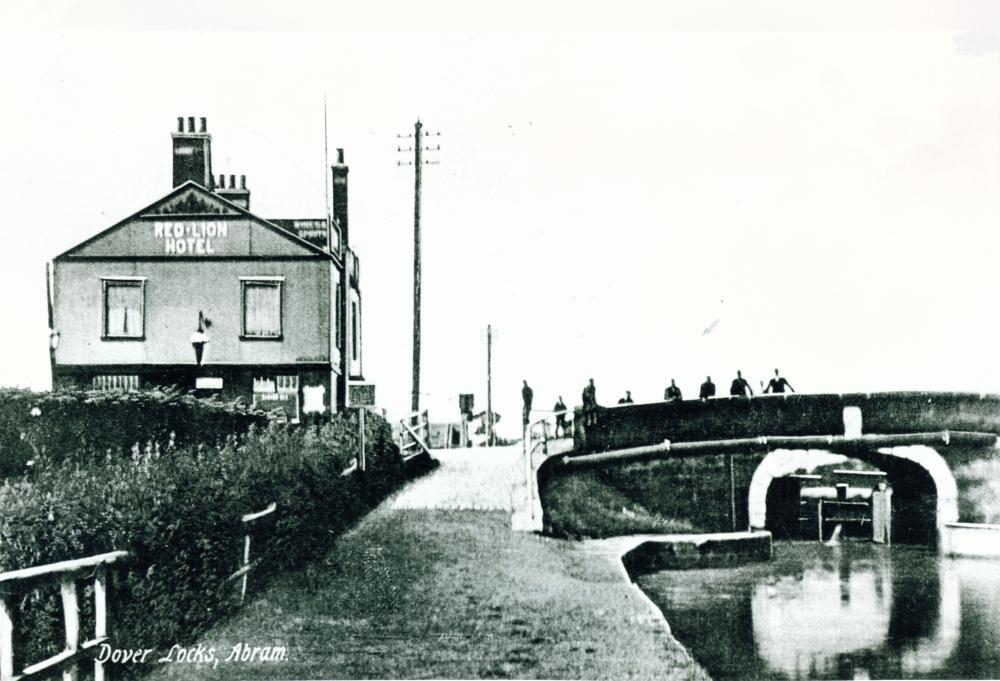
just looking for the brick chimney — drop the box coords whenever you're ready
[171,116,213,188]
[331,148,349,248]
[214,173,250,210]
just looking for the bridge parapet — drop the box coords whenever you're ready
[574,392,1000,453]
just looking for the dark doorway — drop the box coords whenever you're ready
[766,477,802,540]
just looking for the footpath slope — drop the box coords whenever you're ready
[143,446,707,680]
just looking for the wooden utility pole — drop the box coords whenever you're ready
[487,324,493,446]
[411,120,422,412]
[397,120,440,413]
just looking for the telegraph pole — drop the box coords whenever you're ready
[397,120,440,413]
[487,324,493,446]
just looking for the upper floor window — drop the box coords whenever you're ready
[241,277,283,339]
[351,300,359,361]
[335,282,342,349]
[102,278,145,339]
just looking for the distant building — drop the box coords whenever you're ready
[48,116,366,421]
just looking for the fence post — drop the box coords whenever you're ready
[94,568,107,681]
[817,499,824,542]
[0,596,13,681]
[240,533,251,605]
[60,579,80,681]
[359,408,366,472]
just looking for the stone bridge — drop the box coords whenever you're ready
[552,392,1000,555]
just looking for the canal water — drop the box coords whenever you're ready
[637,541,1000,679]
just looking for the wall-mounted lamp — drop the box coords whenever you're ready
[48,330,60,351]
[190,312,211,366]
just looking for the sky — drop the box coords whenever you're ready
[3,3,1000,437]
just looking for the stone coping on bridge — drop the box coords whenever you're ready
[574,390,1000,453]
[942,522,1000,558]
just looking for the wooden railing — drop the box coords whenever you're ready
[398,410,431,460]
[0,550,129,681]
[518,413,557,528]
[226,502,276,606]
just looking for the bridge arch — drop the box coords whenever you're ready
[747,445,959,543]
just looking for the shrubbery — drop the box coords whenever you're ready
[0,388,268,477]
[0,403,404,675]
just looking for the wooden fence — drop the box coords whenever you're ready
[398,410,431,460]
[0,550,129,681]
[226,502,277,605]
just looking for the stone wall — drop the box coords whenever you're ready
[574,392,1000,453]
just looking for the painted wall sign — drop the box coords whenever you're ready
[349,383,376,406]
[153,221,229,255]
[253,391,299,422]
[302,385,327,413]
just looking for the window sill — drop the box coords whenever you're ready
[101,335,145,341]
[240,335,284,341]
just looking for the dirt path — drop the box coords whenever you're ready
[388,446,522,511]
[140,447,707,680]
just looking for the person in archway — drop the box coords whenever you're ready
[699,376,716,400]
[764,368,794,394]
[618,390,634,404]
[521,380,533,426]
[730,370,753,397]
[553,396,568,437]
[664,379,682,402]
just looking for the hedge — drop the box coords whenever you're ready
[0,409,404,675]
[0,388,268,477]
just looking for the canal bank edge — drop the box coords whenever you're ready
[622,531,773,575]
[575,531,773,637]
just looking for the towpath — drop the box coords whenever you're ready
[144,445,707,680]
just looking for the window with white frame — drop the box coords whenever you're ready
[102,278,145,339]
[241,278,283,338]
[92,374,140,391]
[253,374,299,423]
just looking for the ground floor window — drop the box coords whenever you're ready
[253,374,299,422]
[92,374,140,391]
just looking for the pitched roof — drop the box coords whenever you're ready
[56,181,333,260]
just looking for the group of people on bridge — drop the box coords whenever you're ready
[520,369,795,438]
[654,369,795,403]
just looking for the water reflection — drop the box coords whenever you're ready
[637,542,1000,679]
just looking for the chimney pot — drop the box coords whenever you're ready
[177,117,184,132]
[187,116,195,133]
[240,174,246,189]
[336,148,345,164]
[200,117,207,133]
[218,174,225,188]
[229,174,236,189]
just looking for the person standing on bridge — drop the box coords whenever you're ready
[553,396,568,437]
[764,369,795,394]
[729,370,753,397]
[699,376,716,400]
[618,391,634,404]
[521,380,534,426]
[582,378,598,426]
[664,379,682,402]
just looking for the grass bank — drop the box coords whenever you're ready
[540,468,702,539]
[143,509,707,680]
